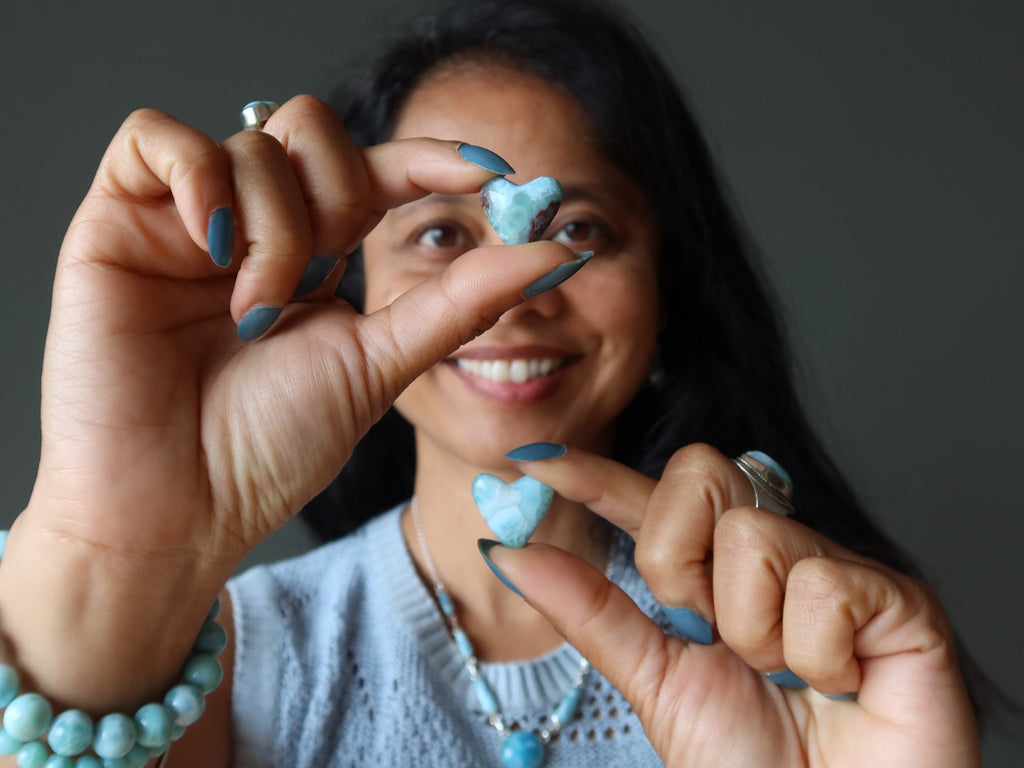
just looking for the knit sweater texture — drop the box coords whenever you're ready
[227,505,665,767]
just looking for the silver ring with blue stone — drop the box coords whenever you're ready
[240,100,280,131]
[732,451,795,517]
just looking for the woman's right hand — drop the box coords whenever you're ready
[0,96,574,710]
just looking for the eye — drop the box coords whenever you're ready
[551,218,606,246]
[415,223,471,249]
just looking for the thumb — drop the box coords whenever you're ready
[356,241,589,400]
[479,540,683,726]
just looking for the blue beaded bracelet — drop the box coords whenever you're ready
[0,531,226,767]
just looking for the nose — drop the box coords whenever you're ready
[497,274,566,324]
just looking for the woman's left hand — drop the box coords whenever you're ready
[487,443,980,767]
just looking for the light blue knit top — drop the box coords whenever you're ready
[227,506,665,767]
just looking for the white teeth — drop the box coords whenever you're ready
[456,357,565,383]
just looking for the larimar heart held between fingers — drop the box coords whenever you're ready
[480,176,563,245]
[472,474,554,548]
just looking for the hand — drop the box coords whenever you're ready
[1,96,576,707]
[487,443,980,767]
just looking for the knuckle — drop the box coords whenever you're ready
[228,126,283,156]
[714,506,768,551]
[786,556,848,611]
[572,575,618,637]
[121,107,173,132]
[280,94,335,122]
[661,444,733,510]
[172,142,228,189]
[663,443,720,476]
[634,539,682,580]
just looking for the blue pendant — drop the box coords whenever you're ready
[501,730,545,768]
[480,176,563,245]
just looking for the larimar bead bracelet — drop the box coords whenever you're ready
[0,531,225,767]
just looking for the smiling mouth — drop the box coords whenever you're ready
[454,357,570,384]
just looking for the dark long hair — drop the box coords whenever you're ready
[302,0,1011,728]
[305,0,905,563]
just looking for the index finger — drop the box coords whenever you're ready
[506,444,656,536]
[512,443,756,644]
[263,96,513,255]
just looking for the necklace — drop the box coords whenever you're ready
[410,498,595,768]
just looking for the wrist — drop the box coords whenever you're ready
[0,515,229,714]
[0,528,227,765]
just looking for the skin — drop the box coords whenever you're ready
[0,61,979,767]
[363,63,662,660]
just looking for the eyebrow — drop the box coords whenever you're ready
[558,182,646,216]
[387,180,641,226]
[559,184,608,206]
[386,193,480,224]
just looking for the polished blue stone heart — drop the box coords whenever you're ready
[472,474,554,548]
[480,176,563,245]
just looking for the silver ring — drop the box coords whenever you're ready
[732,451,794,517]
[240,100,280,131]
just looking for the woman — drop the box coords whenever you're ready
[0,0,983,766]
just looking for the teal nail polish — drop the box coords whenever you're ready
[237,306,282,342]
[522,251,593,299]
[478,540,524,598]
[293,257,339,298]
[458,143,515,175]
[505,442,567,461]
[207,208,234,268]
[822,691,859,702]
[660,607,713,646]
[765,669,808,689]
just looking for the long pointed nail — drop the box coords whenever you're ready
[765,669,808,689]
[207,208,234,268]
[505,442,567,461]
[822,691,859,702]
[457,143,515,175]
[660,607,713,645]
[478,540,524,598]
[293,257,339,298]
[237,306,283,342]
[522,251,593,299]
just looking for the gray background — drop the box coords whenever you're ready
[2,0,1021,763]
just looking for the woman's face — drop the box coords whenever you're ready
[362,63,661,468]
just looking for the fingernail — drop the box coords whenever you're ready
[293,257,339,298]
[765,669,808,689]
[207,208,234,268]
[505,442,567,461]
[237,306,283,342]
[522,251,593,299]
[660,607,713,646]
[478,539,524,598]
[822,691,859,702]
[457,143,515,175]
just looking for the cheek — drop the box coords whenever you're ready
[581,264,661,346]
[361,237,453,314]
[360,240,416,314]
[363,269,417,314]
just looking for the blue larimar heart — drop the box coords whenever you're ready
[480,176,563,245]
[472,474,554,548]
